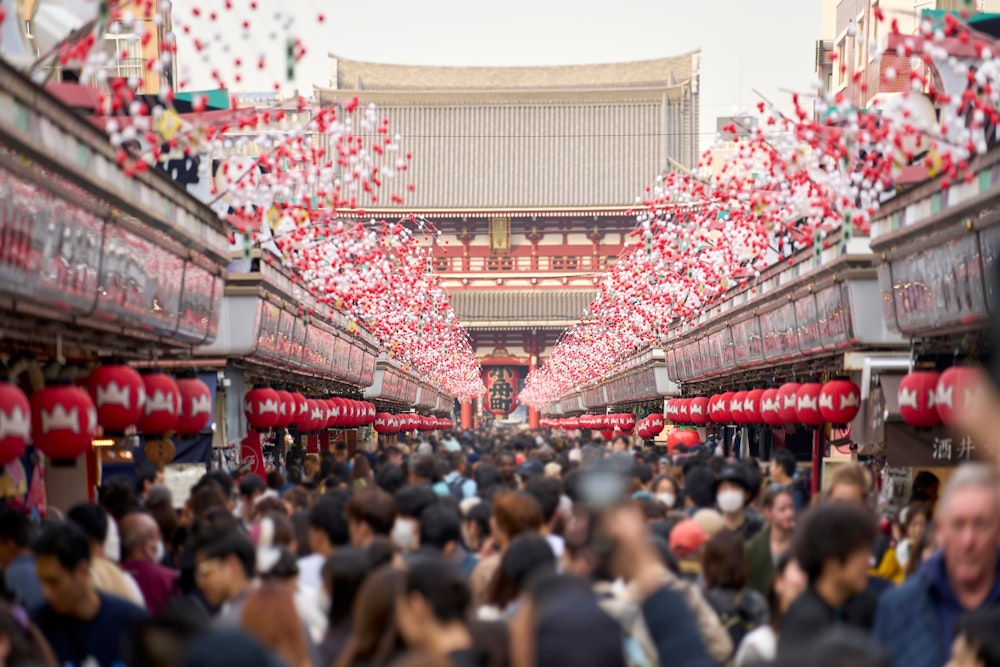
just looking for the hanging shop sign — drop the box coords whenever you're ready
[197,256,379,387]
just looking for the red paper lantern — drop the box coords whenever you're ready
[290,393,309,428]
[899,371,942,428]
[324,400,340,430]
[677,399,691,424]
[819,379,861,427]
[88,365,145,432]
[936,366,985,427]
[730,391,748,424]
[688,397,710,426]
[175,378,212,436]
[760,388,782,426]
[665,400,679,422]
[795,383,825,427]
[305,399,325,432]
[361,401,376,426]
[776,383,801,424]
[743,389,765,424]
[30,386,97,459]
[666,427,700,453]
[564,417,580,430]
[618,413,636,432]
[275,391,296,429]
[139,374,181,435]
[0,383,30,465]
[709,393,731,423]
[245,387,281,430]
[374,412,393,433]
[646,413,665,436]
[357,401,371,426]
[637,421,650,439]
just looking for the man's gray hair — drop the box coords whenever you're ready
[937,463,1000,518]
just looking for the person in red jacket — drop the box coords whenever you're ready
[119,512,179,616]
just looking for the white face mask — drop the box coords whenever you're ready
[717,490,745,515]
[655,493,676,508]
[153,540,166,564]
[391,518,418,552]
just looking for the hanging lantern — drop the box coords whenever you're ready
[936,366,985,427]
[637,420,651,439]
[139,373,181,435]
[688,397,710,426]
[646,413,665,436]
[730,391,748,424]
[776,383,801,424]
[674,399,690,424]
[899,371,942,428]
[666,427,700,453]
[245,387,281,430]
[304,399,325,432]
[0,383,30,465]
[618,413,636,432]
[273,391,296,429]
[795,383,825,427]
[362,402,376,425]
[325,398,343,428]
[665,400,679,423]
[324,400,340,430]
[819,379,861,427]
[760,388,782,426]
[743,389,765,424]
[175,378,212,436]
[564,417,580,430]
[87,365,145,433]
[30,386,97,459]
[374,412,393,433]
[709,393,732,424]
[290,393,309,429]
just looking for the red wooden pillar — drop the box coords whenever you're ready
[461,399,474,430]
[528,338,539,429]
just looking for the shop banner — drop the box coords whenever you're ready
[483,367,520,417]
[240,430,267,481]
[885,423,995,468]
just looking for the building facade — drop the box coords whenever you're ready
[317,53,700,425]
[817,0,1000,109]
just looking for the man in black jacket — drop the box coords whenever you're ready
[778,501,878,657]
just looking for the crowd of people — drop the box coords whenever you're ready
[0,430,999,667]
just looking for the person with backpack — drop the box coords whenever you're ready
[701,529,769,660]
[444,451,477,500]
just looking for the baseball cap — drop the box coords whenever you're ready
[669,519,708,558]
[518,458,545,478]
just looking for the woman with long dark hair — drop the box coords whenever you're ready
[335,567,407,667]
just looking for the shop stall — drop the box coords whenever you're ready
[0,60,230,512]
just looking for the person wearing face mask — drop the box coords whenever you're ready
[119,511,179,616]
[651,474,682,511]
[714,465,765,541]
[393,485,440,554]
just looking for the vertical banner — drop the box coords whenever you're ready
[483,367,520,417]
[240,430,266,481]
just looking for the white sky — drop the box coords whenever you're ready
[172,0,820,151]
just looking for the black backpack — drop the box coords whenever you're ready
[707,589,758,650]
